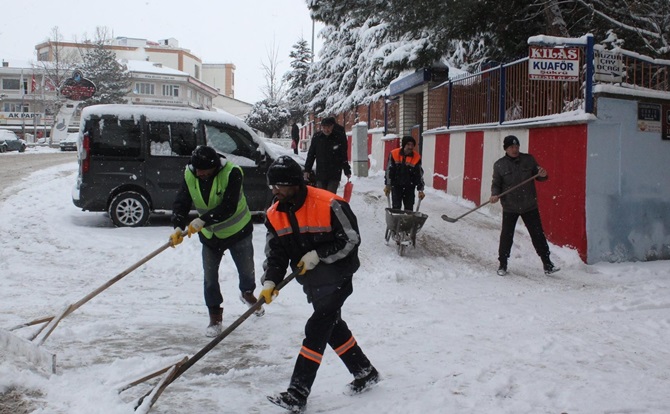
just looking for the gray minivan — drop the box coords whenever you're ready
[73,104,276,227]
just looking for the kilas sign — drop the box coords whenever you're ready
[528,46,580,81]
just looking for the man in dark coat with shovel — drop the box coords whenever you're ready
[260,155,379,413]
[490,135,559,276]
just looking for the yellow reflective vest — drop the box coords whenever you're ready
[184,162,251,239]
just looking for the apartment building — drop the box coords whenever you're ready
[0,37,244,139]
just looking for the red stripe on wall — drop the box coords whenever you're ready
[383,138,400,171]
[433,133,450,191]
[462,131,484,205]
[529,124,588,262]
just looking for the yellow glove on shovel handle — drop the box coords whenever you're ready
[259,281,278,304]
[170,228,185,247]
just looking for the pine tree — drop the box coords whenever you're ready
[283,38,313,122]
[79,40,131,107]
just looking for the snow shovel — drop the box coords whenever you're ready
[1,231,187,374]
[132,268,301,413]
[343,178,353,202]
[441,173,540,223]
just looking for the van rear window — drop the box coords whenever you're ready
[88,118,141,157]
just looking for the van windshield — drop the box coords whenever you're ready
[203,123,258,166]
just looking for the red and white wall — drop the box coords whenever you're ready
[371,122,590,262]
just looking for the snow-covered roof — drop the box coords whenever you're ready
[121,60,186,76]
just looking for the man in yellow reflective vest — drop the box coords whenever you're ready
[260,155,379,413]
[384,135,425,211]
[169,145,263,337]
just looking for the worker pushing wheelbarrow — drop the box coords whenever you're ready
[382,135,428,256]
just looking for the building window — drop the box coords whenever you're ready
[38,51,49,61]
[162,85,179,97]
[3,103,29,112]
[195,65,200,79]
[134,82,155,95]
[2,79,21,90]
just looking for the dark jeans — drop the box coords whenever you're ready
[391,184,416,211]
[288,280,373,399]
[202,232,255,308]
[498,208,551,265]
[316,179,339,194]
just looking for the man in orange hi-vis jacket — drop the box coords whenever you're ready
[384,135,425,211]
[259,155,379,413]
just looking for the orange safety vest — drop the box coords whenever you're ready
[266,186,344,239]
[390,147,421,167]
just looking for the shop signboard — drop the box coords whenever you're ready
[528,46,580,81]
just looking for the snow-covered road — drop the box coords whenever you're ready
[1,151,669,414]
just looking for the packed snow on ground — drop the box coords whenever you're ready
[1,152,669,414]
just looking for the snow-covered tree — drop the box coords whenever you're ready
[78,34,131,107]
[303,0,669,116]
[283,38,312,122]
[245,100,291,138]
[572,0,670,56]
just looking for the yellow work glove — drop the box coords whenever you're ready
[383,186,391,197]
[298,250,320,275]
[418,191,425,200]
[169,228,184,247]
[259,281,278,304]
[187,217,206,237]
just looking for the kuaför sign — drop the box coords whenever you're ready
[528,46,580,81]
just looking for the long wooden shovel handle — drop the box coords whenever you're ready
[442,173,540,223]
[19,231,188,343]
[134,269,300,412]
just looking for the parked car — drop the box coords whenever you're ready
[59,133,78,151]
[0,130,27,153]
[73,104,280,227]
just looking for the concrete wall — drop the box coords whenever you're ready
[363,95,669,263]
[586,97,670,262]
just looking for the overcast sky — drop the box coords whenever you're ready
[0,0,323,104]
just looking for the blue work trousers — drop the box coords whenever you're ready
[201,232,256,308]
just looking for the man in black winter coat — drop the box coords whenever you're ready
[291,122,300,155]
[261,156,379,413]
[490,135,559,276]
[303,117,351,193]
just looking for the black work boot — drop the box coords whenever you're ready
[267,389,307,413]
[347,366,380,394]
[206,307,223,337]
[543,261,560,275]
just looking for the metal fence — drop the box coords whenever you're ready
[436,38,669,128]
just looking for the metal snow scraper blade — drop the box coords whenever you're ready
[128,269,300,413]
[1,232,185,374]
[441,174,540,223]
[0,327,56,374]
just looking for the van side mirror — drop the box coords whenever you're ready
[254,151,265,165]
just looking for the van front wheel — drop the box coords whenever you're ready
[109,191,150,227]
